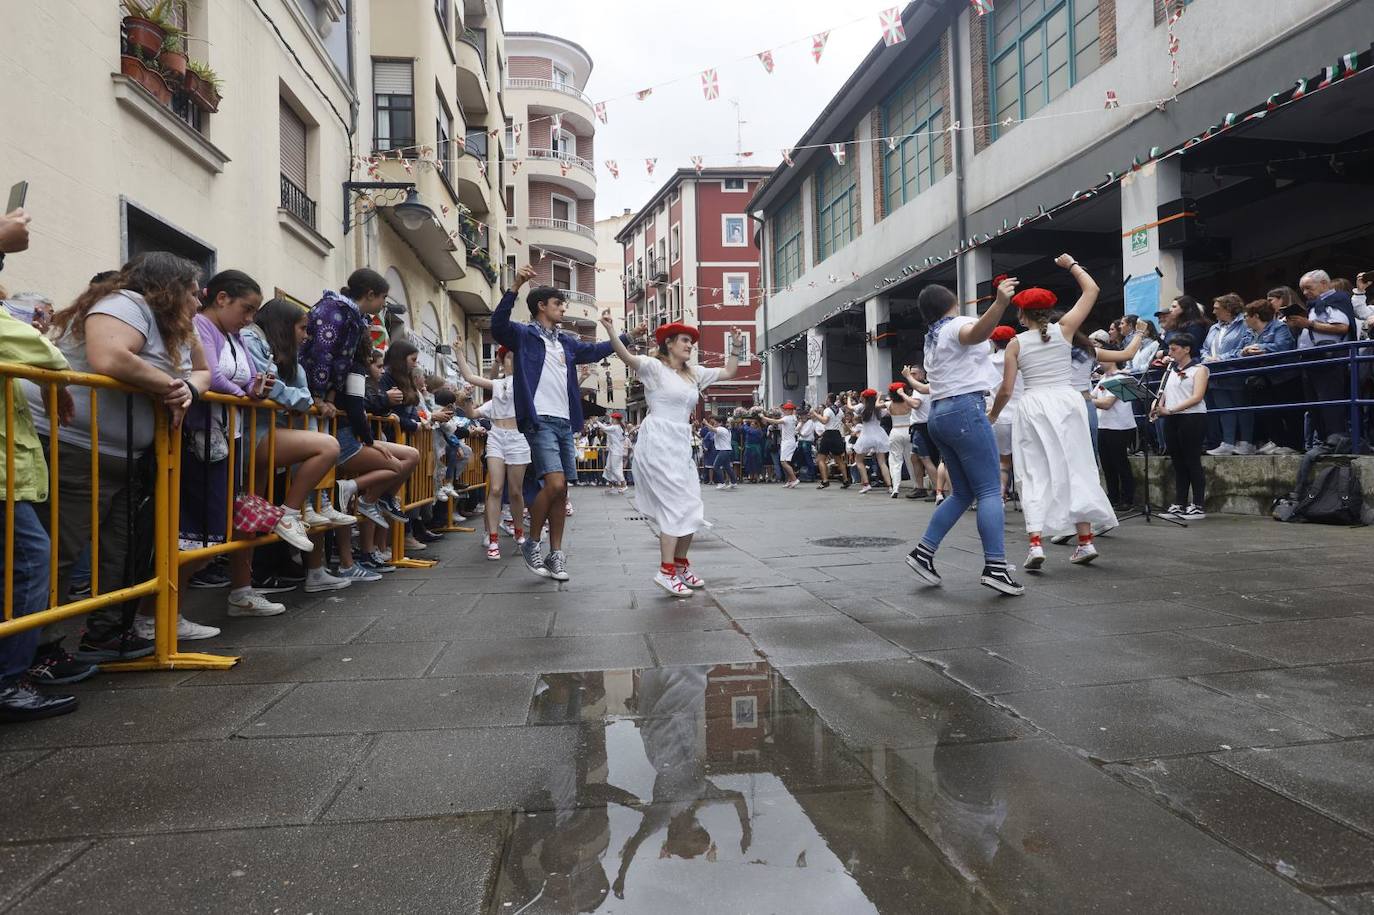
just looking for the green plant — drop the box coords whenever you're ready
[160,31,186,53]
[187,59,222,92]
[122,0,183,28]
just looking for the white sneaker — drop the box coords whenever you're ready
[133,614,221,641]
[320,504,357,526]
[1183,504,1207,520]
[304,567,352,592]
[227,589,287,617]
[301,505,333,528]
[1160,504,1185,520]
[675,565,706,589]
[653,570,692,598]
[1049,534,1072,545]
[1233,441,1257,455]
[337,478,358,513]
[1206,443,1236,456]
[1025,544,1045,570]
[726,484,738,491]
[1070,542,1099,564]
[716,483,727,490]
[1270,446,1299,455]
[1257,441,1279,455]
[273,513,315,551]
[859,484,873,494]
[404,535,427,552]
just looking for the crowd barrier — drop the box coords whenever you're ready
[0,362,482,673]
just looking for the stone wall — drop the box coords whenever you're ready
[1128,454,1374,517]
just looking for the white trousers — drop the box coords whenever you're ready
[887,428,915,492]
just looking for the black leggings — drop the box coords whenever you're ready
[1097,428,1136,506]
[1164,413,1207,507]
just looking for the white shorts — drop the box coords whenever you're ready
[486,426,531,465]
[994,422,1013,457]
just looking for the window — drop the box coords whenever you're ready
[723,177,747,192]
[672,281,683,321]
[657,239,666,264]
[279,99,314,228]
[504,185,515,217]
[722,273,748,307]
[670,224,681,263]
[504,120,516,156]
[882,54,946,214]
[734,331,752,364]
[771,194,803,287]
[552,129,574,156]
[990,0,1100,135]
[636,257,643,279]
[373,60,415,152]
[550,194,575,225]
[434,0,450,35]
[435,91,453,182]
[552,262,571,289]
[553,65,571,87]
[722,215,747,247]
[814,140,857,261]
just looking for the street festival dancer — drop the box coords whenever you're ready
[904,277,1024,596]
[600,309,744,597]
[453,342,530,561]
[589,412,629,494]
[492,266,639,582]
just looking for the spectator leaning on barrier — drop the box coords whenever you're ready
[37,253,211,663]
[1295,269,1354,447]
[1203,294,1255,455]
[0,299,81,722]
[1238,298,1300,455]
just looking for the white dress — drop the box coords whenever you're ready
[1011,326,1117,536]
[854,413,890,454]
[777,414,799,463]
[630,356,722,537]
[593,421,626,483]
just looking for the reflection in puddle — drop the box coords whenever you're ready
[490,664,994,914]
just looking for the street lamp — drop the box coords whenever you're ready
[341,180,416,235]
[393,188,436,231]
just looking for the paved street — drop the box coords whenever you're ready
[3,485,1374,913]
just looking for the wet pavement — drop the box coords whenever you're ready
[2,484,1373,912]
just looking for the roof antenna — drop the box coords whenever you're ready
[729,98,747,164]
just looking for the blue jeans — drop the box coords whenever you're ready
[1210,382,1252,445]
[711,450,738,484]
[920,394,1006,563]
[525,415,578,482]
[0,502,50,682]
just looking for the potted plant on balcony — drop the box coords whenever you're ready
[119,49,173,106]
[185,59,222,112]
[121,0,178,58]
[158,31,188,82]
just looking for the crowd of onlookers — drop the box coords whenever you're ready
[0,209,490,723]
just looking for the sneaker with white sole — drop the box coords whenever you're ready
[522,538,550,578]
[675,565,706,589]
[486,540,501,561]
[716,483,727,490]
[859,484,873,494]
[726,484,737,491]
[1070,542,1099,564]
[404,535,427,552]
[273,513,315,551]
[1183,504,1207,520]
[905,548,941,586]
[654,570,692,598]
[565,502,574,516]
[1233,441,1257,455]
[379,495,409,523]
[320,504,357,526]
[337,479,358,512]
[1025,544,1045,570]
[1049,534,1072,546]
[1159,504,1185,520]
[133,614,221,641]
[356,498,390,529]
[1206,443,1236,456]
[301,505,333,528]
[979,565,1025,596]
[336,563,383,582]
[1257,441,1279,455]
[544,550,570,582]
[227,590,287,617]
[304,568,352,592]
[499,520,516,538]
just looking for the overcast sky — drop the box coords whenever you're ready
[504,0,893,219]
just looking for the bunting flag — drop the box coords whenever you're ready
[645,158,657,177]
[781,148,794,167]
[510,159,520,176]
[758,50,775,74]
[1222,112,1239,128]
[1265,91,1282,110]
[440,204,451,218]
[829,143,847,165]
[690,155,705,175]
[475,159,486,179]
[811,31,830,63]
[1341,51,1360,77]
[605,160,619,178]
[550,113,562,135]
[1104,89,1120,109]
[739,151,755,158]
[513,123,522,146]
[885,135,898,152]
[880,8,906,46]
[559,160,571,177]
[969,0,993,14]
[636,88,653,101]
[594,102,607,123]
[701,69,720,100]
[1317,64,1339,90]
[1291,77,1309,100]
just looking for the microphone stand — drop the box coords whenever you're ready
[1114,363,1188,527]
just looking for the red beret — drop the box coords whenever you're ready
[654,322,699,345]
[611,412,623,419]
[860,388,877,398]
[495,345,510,361]
[888,382,906,393]
[1013,287,1058,310]
[781,402,796,410]
[990,325,1017,343]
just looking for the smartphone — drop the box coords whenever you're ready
[7,181,28,213]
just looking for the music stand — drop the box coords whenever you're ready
[1101,375,1187,527]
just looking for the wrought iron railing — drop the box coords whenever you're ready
[279,173,317,229]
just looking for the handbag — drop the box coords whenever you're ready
[185,403,230,462]
[233,492,285,534]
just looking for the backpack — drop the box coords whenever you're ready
[1276,459,1364,525]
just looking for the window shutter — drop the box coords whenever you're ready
[373,60,414,95]
[279,101,307,188]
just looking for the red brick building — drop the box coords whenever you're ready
[616,167,773,418]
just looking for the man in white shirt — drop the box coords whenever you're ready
[702,415,738,489]
[1295,269,1354,445]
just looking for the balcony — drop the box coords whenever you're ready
[523,147,596,197]
[649,255,668,283]
[504,77,595,133]
[277,173,331,256]
[455,141,491,214]
[456,28,488,113]
[279,174,316,229]
[448,265,496,315]
[627,274,645,300]
[525,216,597,261]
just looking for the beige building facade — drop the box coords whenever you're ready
[594,210,636,413]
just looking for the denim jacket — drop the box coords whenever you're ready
[1250,319,1297,354]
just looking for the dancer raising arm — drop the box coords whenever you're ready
[905,276,1024,595]
[755,403,801,488]
[454,341,530,560]
[600,309,743,597]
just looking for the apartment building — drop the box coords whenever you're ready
[616,167,773,419]
[594,210,637,413]
[751,0,1374,405]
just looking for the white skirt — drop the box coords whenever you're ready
[602,446,625,483]
[1012,386,1117,536]
[854,424,889,454]
[630,416,708,537]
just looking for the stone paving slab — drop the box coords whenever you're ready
[1175,587,1374,623]
[1186,617,1374,665]
[1213,739,1374,836]
[1191,662,1374,737]
[1008,598,1245,637]
[741,617,910,666]
[550,605,732,636]
[429,634,655,675]
[867,613,1064,652]
[0,843,85,911]
[987,631,1277,687]
[356,605,551,641]
[712,584,839,619]
[647,629,761,666]
[181,642,447,685]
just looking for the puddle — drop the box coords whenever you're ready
[488,663,994,913]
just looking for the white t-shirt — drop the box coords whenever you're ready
[478,376,517,421]
[778,414,797,443]
[1094,379,1138,431]
[1161,363,1208,414]
[822,407,842,431]
[910,392,930,423]
[798,419,818,442]
[924,316,1001,402]
[532,334,570,419]
[712,425,731,450]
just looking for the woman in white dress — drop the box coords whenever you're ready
[455,343,531,560]
[989,255,1116,570]
[756,403,801,488]
[600,311,743,597]
[847,388,893,494]
[590,413,628,493]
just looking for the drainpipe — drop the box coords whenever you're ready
[948,14,970,308]
[749,211,769,404]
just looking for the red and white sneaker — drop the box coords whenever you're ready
[654,570,692,598]
[565,502,574,517]
[485,540,501,561]
[675,565,706,589]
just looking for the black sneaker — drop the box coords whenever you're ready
[75,630,155,663]
[258,566,307,583]
[28,640,98,685]
[840,480,851,489]
[905,548,941,586]
[0,678,78,723]
[69,579,92,599]
[817,481,830,490]
[378,495,409,523]
[250,575,299,595]
[979,565,1025,596]
[189,564,231,589]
